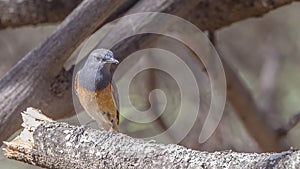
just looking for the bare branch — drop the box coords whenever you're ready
[1,0,298,30]
[223,54,288,151]
[187,0,300,31]
[3,108,299,168]
[258,46,280,113]
[0,0,139,30]
[208,32,289,151]
[0,0,82,29]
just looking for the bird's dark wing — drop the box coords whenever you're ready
[111,81,119,124]
[74,71,80,96]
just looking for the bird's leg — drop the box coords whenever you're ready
[97,119,115,142]
[102,116,114,139]
[92,121,114,147]
[109,119,114,132]
[103,119,115,139]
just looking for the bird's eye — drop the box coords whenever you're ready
[94,56,101,61]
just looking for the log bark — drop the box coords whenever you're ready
[0,0,82,29]
[0,0,126,146]
[3,108,300,169]
[0,0,138,30]
[1,0,298,31]
[187,0,300,31]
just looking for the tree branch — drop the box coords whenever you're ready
[187,0,300,31]
[0,0,138,30]
[1,0,298,31]
[208,32,289,151]
[3,108,299,168]
[0,0,82,29]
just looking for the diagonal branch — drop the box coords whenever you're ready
[209,32,289,151]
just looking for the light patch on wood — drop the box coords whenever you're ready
[3,107,53,157]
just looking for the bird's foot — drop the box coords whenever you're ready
[100,119,115,140]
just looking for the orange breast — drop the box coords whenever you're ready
[75,72,119,131]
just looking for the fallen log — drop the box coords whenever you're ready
[3,108,299,168]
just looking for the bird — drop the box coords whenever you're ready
[75,48,119,131]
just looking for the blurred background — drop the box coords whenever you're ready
[0,2,300,169]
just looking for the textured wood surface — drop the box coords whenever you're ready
[4,108,300,168]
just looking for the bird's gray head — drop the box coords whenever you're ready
[79,49,119,91]
[88,49,119,66]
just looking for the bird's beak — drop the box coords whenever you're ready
[106,58,119,64]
